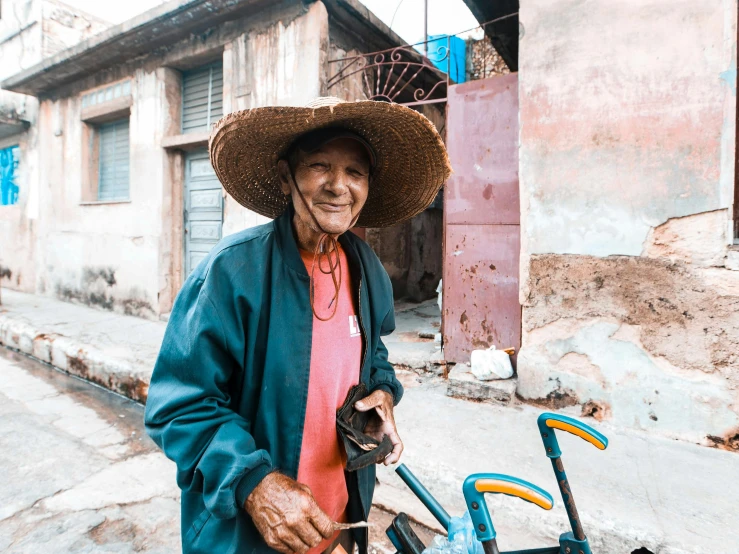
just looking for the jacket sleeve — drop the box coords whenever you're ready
[144,269,272,520]
[368,306,404,406]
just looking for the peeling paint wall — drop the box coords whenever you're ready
[221,1,328,239]
[4,1,335,317]
[0,0,107,297]
[518,0,739,444]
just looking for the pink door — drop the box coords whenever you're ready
[443,73,520,363]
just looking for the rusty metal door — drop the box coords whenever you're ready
[443,73,520,363]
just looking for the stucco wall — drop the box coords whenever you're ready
[0,0,107,295]
[221,0,329,238]
[33,69,173,319]
[4,1,331,317]
[517,0,739,446]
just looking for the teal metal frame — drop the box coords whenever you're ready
[392,412,610,554]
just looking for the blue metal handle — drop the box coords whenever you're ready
[395,464,451,530]
[537,413,608,458]
[462,473,554,542]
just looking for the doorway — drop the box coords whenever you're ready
[184,148,223,275]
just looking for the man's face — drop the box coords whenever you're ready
[279,138,371,236]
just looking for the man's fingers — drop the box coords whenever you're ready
[354,390,385,411]
[278,529,311,554]
[308,502,336,539]
[269,537,295,554]
[384,429,404,465]
[293,519,324,549]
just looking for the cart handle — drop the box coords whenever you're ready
[463,473,553,542]
[537,413,608,457]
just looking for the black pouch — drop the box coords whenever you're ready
[336,383,393,472]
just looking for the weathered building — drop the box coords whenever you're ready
[3,0,736,449]
[0,0,108,293]
[0,0,415,318]
[438,0,739,446]
[513,0,739,446]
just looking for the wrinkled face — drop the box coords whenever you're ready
[278,138,371,237]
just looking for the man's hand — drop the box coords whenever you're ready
[245,472,335,554]
[354,389,403,465]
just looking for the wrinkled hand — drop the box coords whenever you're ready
[354,389,403,465]
[245,472,334,554]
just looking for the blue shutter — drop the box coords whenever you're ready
[182,63,223,133]
[98,119,130,201]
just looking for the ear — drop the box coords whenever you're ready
[277,159,292,196]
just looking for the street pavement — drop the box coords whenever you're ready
[0,347,434,553]
[2,289,739,553]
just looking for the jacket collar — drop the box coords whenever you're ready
[274,204,364,281]
[274,205,310,279]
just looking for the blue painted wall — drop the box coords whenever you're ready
[418,34,467,84]
[0,145,20,206]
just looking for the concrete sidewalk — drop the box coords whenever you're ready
[375,375,739,554]
[1,288,737,553]
[0,289,164,401]
[0,289,441,400]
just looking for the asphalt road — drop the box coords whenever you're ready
[0,347,436,553]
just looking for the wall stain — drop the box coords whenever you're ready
[54,266,154,318]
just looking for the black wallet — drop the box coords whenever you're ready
[336,383,393,471]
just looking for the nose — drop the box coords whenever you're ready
[323,169,351,196]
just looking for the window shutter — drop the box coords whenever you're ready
[98,119,130,201]
[182,63,223,133]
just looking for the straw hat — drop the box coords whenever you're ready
[208,97,451,228]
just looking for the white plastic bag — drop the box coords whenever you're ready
[423,512,483,554]
[448,511,484,554]
[422,532,468,554]
[470,345,513,381]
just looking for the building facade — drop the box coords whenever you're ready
[1,0,410,318]
[2,0,737,448]
[515,0,739,446]
[0,0,108,292]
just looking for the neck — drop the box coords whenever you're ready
[292,213,340,252]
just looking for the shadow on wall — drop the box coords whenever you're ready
[366,207,443,302]
[54,266,155,319]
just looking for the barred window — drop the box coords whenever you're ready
[182,62,223,133]
[97,118,130,201]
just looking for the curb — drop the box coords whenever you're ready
[0,314,150,402]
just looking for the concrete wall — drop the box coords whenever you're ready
[3,1,332,317]
[517,0,739,446]
[0,0,107,295]
[221,0,329,239]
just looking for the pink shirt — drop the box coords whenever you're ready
[297,245,362,554]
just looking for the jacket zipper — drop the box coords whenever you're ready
[355,274,370,521]
[357,276,368,378]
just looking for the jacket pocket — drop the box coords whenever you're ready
[185,507,212,543]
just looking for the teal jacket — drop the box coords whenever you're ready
[144,206,403,554]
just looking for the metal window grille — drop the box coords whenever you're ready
[97,119,130,201]
[182,63,223,133]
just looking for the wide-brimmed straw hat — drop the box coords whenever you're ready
[208,97,451,228]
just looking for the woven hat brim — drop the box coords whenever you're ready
[208,101,452,228]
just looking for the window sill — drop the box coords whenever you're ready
[162,131,209,151]
[80,199,131,206]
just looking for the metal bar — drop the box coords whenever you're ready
[397,98,447,107]
[423,0,428,57]
[550,456,585,541]
[482,539,501,554]
[395,465,451,530]
[501,546,560,554]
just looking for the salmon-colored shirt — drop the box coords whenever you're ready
[297,245,362,554]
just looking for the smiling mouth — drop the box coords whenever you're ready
[316,203,352,212]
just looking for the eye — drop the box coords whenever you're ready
[309,162,329,170]
[348,167,368,177]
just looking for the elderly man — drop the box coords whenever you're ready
[144,97,450,554]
